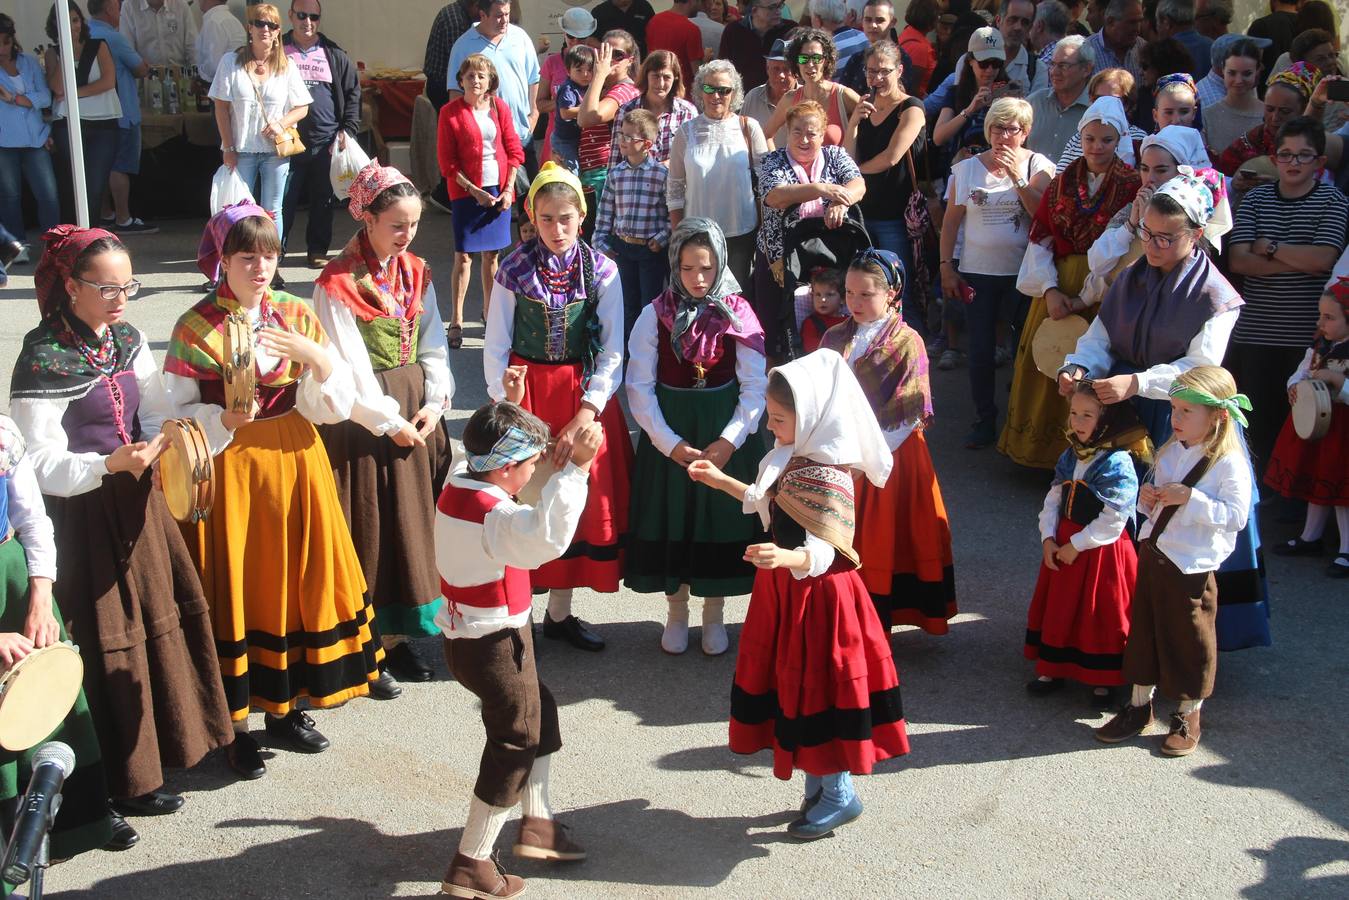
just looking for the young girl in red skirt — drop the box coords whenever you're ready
[821,249,957,635]
[689,349,909,841]
[483,163,634,651]
[1264,285,1349,579]
[1026,383,1149,708]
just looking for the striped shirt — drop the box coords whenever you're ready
[1228,181,1349,348]
[579,82,641,173]
[593,156,671,253]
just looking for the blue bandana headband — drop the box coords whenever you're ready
[853,248,906,291]
[465,426,547,473]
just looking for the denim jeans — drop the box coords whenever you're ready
[607,238,670,341]
[52,120,118,226]
[0,146,60,238]
[865,217,918,330]
[961,271,1026,425]
[235,152,292,239]
[281,139,335,256]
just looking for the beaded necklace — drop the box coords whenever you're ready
[64,321,133,444]
[536,255,578,295]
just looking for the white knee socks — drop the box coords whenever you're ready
[547,588,573,622]
[662,588,690,654]
[1337,506,1349,554]
[701,597,728,656]
[522,755,554,821]
[459,796,513,861]
[1301,503,1332,543]
[1131,684,1156,707]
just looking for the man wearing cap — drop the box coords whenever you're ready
[1025,33,1093,162]
[1198,32,1270,109]
[924,0,1036,119]
[1084,0,1145,78]
[592,0,657,57]
[742,37,798,145]
[717,0,796,91]
[540,8,599,165]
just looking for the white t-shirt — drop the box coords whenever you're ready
[949,152,1054,276]
[208,54,312,154]
[474,106,499,188]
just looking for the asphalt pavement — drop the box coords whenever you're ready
[0,209,1344,899]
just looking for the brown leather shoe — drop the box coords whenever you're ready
[1160,710,1202,757]
[1094,702,1153,743]
[513,815,587,861]
[440,852,525,898]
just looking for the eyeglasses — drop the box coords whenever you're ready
[617,132,650,143]
[76,278,142,300]
[1274,149,1320,164]
[293,11,320,22]
[701,84,735,97]
[865,67,896,80]
[990,125,1023,137]
[973,58,1001,70]
[250,19,281,31]
[1137,224,1180,249]
[796,53,826,65]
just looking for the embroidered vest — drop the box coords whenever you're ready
[655,321,738,389]
[511,294,592,363]
[356,314,421,371]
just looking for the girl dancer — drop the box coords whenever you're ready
[312,163,454,683]
[820,250,957,634]
[484,163,633,652]
[625,217,768,656]
[1096,366,1252,756]
[689,350,908,840]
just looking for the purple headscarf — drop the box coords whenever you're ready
[197,200,273,280]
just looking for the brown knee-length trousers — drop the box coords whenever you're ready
[1122,540,1218,701]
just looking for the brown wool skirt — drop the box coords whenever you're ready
[1121,540,1218,701]
[318,363,451,638]
[46,472,235,799]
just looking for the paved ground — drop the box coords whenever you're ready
[1,211,1345,899]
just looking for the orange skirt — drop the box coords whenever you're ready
[855,432,957,634]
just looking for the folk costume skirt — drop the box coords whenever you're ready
[729,562,909,779]
[625,381,766,598]
[1264,403,1349,506]
[998,254,1091,470]
[0,537,112,861]
[856,432,957,635]
[1121,540,1218,700]
[46,472,234,800]
[1024,519,1137,686]
[511,353,633,593]
[188,411,382,721]
[319,363,451,638]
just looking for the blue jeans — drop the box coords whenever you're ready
[607,238,670,341]
[961,271,1026,425]
[0,146,60,238]
[234,152,291,240]
[52,120,117,226]
[866,217,918,331]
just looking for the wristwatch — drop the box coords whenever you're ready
[1013,175,1028,189]
[1264,240,1279,260]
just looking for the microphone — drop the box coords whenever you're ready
[2,742,75,886]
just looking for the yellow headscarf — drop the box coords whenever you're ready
[525,162,587,223]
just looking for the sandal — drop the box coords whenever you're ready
[446,323,463,349]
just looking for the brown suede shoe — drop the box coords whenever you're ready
[440,852,525,899]
[1094,702,1153,743]
[1160,710,1202,757]
[513,815,587,861]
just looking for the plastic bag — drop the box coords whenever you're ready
[330,133,372,200]
[209,165,255,214]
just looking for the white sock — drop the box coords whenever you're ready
[1336,506,1349,555]
[381,634,408,650]
[1131,684,1155,707]
[459,796,513,860]
[701,597,728,655]
[521,755,554,820]
[662,590,690,653]
[547,589,573,621]
[1300,503,1332,543]
[1178,698,1203,714]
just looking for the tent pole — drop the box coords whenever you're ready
[55,2,89,228]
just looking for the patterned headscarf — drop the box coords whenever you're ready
[197,200,272,280]
[1154,169,1216,227]
[853,248,906,295]
[465,425,548,473]
[34,225,120,321]
[1268,62,1320,102]
[347,162,413,220]
[526,161,588,221]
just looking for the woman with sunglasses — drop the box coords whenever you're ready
[207,2,310,283]
[608,49,698,165]
[761,28,860,149]
[577,30,640,237]
[932,27,1013,165]
[667,59,767,294]
[9,226,234,849]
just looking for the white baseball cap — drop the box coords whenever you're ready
[560,7,598,39]
[968,26,1006,63]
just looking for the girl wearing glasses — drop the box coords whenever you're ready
[576,30,640,238]
[762,28,860,150]
[932,27,1013,164]
[208,2,311,278]
[9,226,234,848]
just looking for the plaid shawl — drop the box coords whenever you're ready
[819,312,932,431]
[164,290,325,387]
[317,229,429,323]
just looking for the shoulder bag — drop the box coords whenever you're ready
[250,70,305,158]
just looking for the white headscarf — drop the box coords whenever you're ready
[1077,96,1133,164]
[1138,126,1233,248]
[743,349,893,525]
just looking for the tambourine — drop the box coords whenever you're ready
[1105,236,1146,286]
[0,642,83,751]
[1293,378,1332,441]
[160,418,215,523]
[223,312,256,414]
[1032,314,1090,380]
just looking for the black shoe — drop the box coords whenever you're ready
[104,806,140,851]
[1272,537,1323,557]
[264,710,330,753]
[0,241,21,268]
[270,272,286,290]
[1025,677,1064,696]
[385,641,434,682]
[1089,687,1118,710]
[226,732,267,779]
[964,418,997,449]
[114,790,185,816]
[542,614,606,652]
[368,668,403,700]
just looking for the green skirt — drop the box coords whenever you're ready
[0,537,112,882]
[625,381,767,597]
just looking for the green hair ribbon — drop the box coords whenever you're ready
[1168,382,1252,427]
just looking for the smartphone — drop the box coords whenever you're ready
[1328,79,1349,102]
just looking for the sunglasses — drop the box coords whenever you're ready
[610,49,630,62]
[701,84,734,97]
[797,53,826,65]
[76,278,142,301]
[250,19,281,31]
[293,11,320,22]
[973,58,1001,70]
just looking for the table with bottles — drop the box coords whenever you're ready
[137,64,220,149]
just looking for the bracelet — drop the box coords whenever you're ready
[221,145,235,152]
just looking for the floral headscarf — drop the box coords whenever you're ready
[347,162,413,220]
[34,225,120,321]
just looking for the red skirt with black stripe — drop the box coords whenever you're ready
[730,561,909,779]
[1024,519,1136,686]
[512,353,633,592]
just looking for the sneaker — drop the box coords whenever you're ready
[937,349,960,370]
[12,244,30,265]
[1094,701,1153,743]
[926,334,948,355]
[113,217,159,235]
[1159,710,1202,757]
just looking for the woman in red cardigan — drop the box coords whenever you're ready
[437,53,525,348]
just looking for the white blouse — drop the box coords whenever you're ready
[1037,451,1131,551]
[53,56,122,121]
[666,114,768,239]
[1286,343,1349,405]
[624,304,767,457]
[311,279,455,437]
[1016,170,1107,298]
[208,54,312,154]
[1,419,57,582]
[1064,308,1239,400]
[474,107,500,187]
[1138,441,1251,574]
